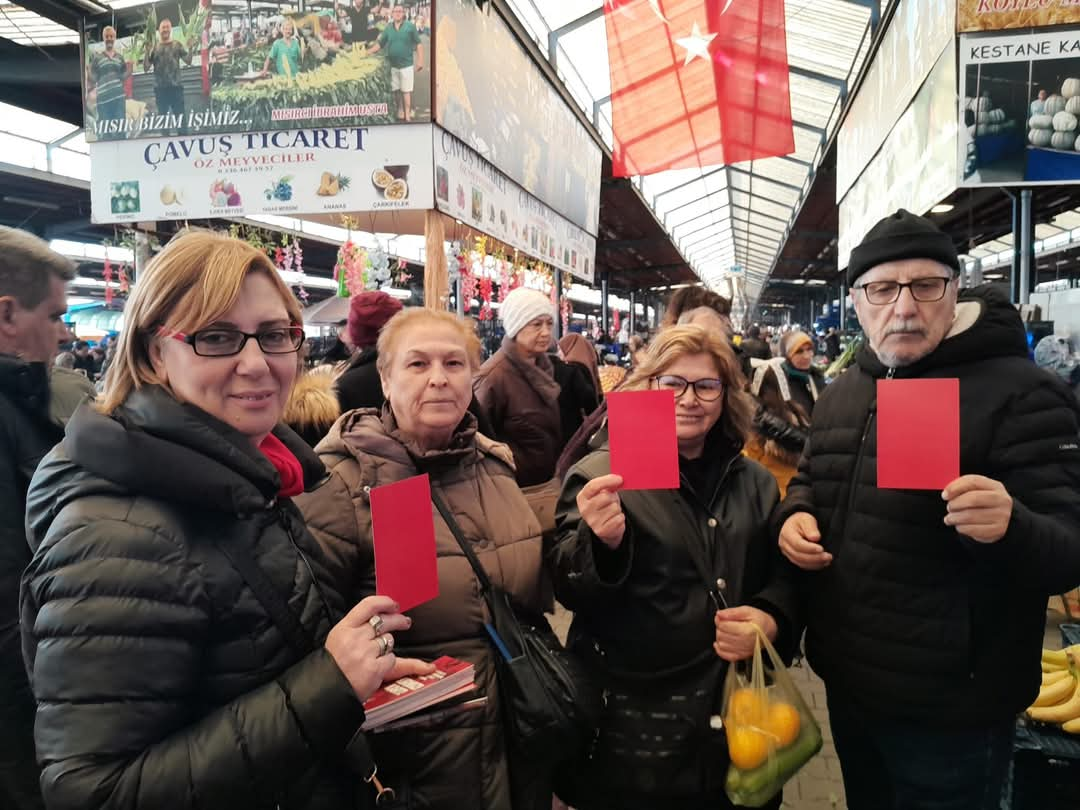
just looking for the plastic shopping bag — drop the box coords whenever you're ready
[722,625,822,807]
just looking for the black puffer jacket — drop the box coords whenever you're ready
[553,430,798,807]
[20,386,372,810]
[1,356,60,810]
[773,286,1080,727]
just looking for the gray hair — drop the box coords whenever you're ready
[0,227,76,308]
[54,351,76,369]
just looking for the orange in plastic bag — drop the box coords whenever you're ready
[721,625,822,807]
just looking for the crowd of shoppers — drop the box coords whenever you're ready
[0,210,1078,810]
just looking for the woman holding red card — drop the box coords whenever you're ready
[298,307,548,810]
[552,325,801,810]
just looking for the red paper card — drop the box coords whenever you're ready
[607,389,680,490]
[370,473,439,612]
[877,379,960,490]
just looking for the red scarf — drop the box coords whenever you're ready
[258,433,305,498]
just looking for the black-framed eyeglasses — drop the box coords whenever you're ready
[651,374,725,402]
[158,325,305,357]
[853,277,952,305]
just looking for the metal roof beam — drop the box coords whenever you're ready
[726,166,804,194]
[548,6,605,66]
[789,64,848,99]
[652,167,727,206]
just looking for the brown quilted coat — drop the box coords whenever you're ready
[296,407,545,810]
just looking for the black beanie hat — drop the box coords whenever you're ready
[847,209,960,287]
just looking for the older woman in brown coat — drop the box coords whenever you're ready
[298,308,547,810]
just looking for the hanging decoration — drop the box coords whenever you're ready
[561,272,573,334]
[447,239,557,319]
[612,308,621,334]
[103,255,114,307]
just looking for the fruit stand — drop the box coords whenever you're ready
[1007,625,1080,809]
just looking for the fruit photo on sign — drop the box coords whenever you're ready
[210,179,242,207]
[110,181,141,214]
[471,188,482,221]
[316,172,350,196]
[436,167,449,201]
[264,176,293,202]
[160,185,185,206]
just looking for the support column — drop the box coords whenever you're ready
[554,270,564,339]
[628,289,636,335]
[455,278,464,317]
[134,231,152,283]
[600,272,610,337]
[1019,189,1033,305]
[970,257,984,287]
[839,280,847,332]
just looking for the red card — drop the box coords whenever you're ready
[607,389,680,490]
[370,473,439,612]
[877,379,960,490]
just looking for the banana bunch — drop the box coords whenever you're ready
[1028,646,1080,733]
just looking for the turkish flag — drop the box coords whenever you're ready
[604,0,794,177]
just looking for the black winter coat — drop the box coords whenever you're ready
[773,286,1080,727]
[0,356,59,810]
[551,355,600,444]
[552,432,799,807]
[335,347,385,413]
[20,386,372,810]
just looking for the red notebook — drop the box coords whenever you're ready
[361,656,476,730]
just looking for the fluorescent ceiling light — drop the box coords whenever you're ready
[930,204,955,214]
[102,0,155,8]
[0,2,79,46]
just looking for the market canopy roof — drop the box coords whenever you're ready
[505,0,882,308]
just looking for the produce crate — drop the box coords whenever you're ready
[1007,722,1080,810]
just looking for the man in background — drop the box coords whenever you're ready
[0,226,74,810]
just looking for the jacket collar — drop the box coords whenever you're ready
[855,285,1029,379]
[64,385,326,514]
[0,353,51,420]
[500,337,561,404]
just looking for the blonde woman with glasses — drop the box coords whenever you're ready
[552,325,800,810]
[20,230,428,810]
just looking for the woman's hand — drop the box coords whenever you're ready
[325,595,412,700]
[576,474,626,550]
[713,606,777,662]
[383,656,437,683]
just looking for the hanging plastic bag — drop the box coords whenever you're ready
[722,625,822,807]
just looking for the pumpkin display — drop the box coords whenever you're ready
[1045,95,1067,115]
[974,95,993,112]
[1030,114,1054,130]
[1063,78,1080,99]
[1066,97,1080,116]
[1030,128,1054,147]
[1052,131,1074,150]
[1053,111,1078,131]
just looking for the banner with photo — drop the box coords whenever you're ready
[839,47,957,268]
[82,0,432,143]
[433,127,596,284]
[958,0,1080,33]
[959,27,1080,187]
[89,123,434,224]
[433,0,601,236]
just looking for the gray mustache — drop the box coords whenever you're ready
[883,322,926,338]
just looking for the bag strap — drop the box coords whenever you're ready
[214,535,316,658]
[431,489,494,596]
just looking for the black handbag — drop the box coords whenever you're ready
[430,490,599,765]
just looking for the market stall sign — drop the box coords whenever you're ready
[89,123,434,223]
[433,126,596,285]
[958,0,1080,33]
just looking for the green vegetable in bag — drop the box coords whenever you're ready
[721,625,822,807]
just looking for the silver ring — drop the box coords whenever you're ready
[369,615,385,636]
[377,634,392,657]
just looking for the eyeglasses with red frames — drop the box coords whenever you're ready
[157,325,305,357]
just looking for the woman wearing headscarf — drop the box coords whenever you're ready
[560,332,602,396]
[474,287,564,533]
[20,230,428,810]
[298,308,547,809]
[745,329,826,495]
[552,325,798,810]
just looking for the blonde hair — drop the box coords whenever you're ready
[284,367,340,447]
[97,229,303,414]
[376,308,481,374]
[622,325,754,447]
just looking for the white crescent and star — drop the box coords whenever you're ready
[675,21,717,65]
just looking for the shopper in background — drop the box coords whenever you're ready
[21,230,428,810]
[627,334,648,368]
[285,366,341,448]
[299,307,547,810]
[775,209,1080,810]
[475,287,563,532]
[0,227,73,810]
[551,343,599,447]
[824,327,842,362]
[71,339,96,376]
[740,325,772,362]
[660,285,731,328]
[745,330,824,496]
[552,326,797,810]
[560,331,602,397]
[335,289,403,412]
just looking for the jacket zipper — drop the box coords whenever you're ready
[836,368,892,553]
[275,501,335,633]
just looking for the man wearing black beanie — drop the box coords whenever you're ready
[771,209,1080,809]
